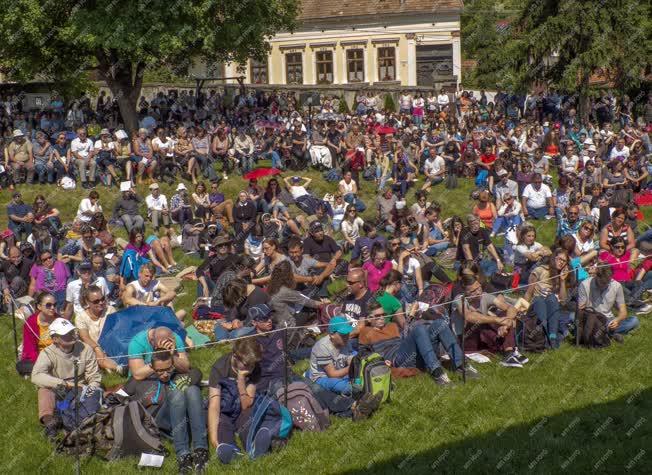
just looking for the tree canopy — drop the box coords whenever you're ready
[463,0,651,116]
[0,0,299,130]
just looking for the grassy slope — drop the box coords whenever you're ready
[0,165,650,474]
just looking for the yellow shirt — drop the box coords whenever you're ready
[37,316,52,353]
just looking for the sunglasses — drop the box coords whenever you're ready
[613,245,625,249]
[43,302,56,309]
[90,296,106,305]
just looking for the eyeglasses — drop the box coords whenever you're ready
[613,245,625,249]
[89,296,106,305]
[154,365,174,374]
[568,212,578,216]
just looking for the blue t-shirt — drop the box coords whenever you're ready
[128,329,186,365]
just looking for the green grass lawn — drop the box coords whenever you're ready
[0,166,650,474]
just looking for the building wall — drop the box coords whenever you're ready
[226,18,461,88]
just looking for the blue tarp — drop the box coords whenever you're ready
[98,305,187,366]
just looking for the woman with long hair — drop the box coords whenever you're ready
[17,291,59,375]
[599,208,636,253]
[523,248,573,348]
[32,195,62,237]
[472,190,497,229]
[513,225,551,284]
[599,236,651,310]
[267,260,323,326]
[362,243,392,294]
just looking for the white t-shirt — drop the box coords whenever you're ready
[437,94,450,106]
[338,179,356,194]
[561,155,578,173]
[65,277,109,317]
[522,183,552,209]
[572,232,597,254]
[76,198,103,222]
[93,140,115,151]
[514,242,544,265]
[126,279,163,304]
[290,185,309,200]
[145,193,168,211]
[75,305,117,343]
[152,136,176,157]
[70,137,94,158]
[341,217,364,241]
[424,156,445,177]
[609,145,629,161]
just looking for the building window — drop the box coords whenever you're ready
[285,53,303,85]
[346,49,364,82]
[250,59,268,84]
[315,51,333,84]
[378,47,396,82]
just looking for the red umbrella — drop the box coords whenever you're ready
[243,167,282,181]
[375,125,396,135]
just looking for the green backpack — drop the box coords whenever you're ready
[349,352,391,403]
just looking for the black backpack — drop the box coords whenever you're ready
[58,399,166,460]
[521,313,546,353]
[576,309,611,348]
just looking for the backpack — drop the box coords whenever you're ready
[274,381,330,432]
[58,399,165,460]
[417,282,453,319]
[245,394,292,459]
[56,386,103,431]
[323,168,342,182]
[348,352,391,403]
[576,309,611,348]
[521,313,546,353]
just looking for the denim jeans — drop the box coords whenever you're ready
[532,294,561,342]
[8,221,32,242]
[426,318,464,369]
[155,385,207,457]
[393,323,437,371]
[479,258,498,277]
[343,193,366,212]
[314,376,352,396]
[526,206,548,220]
[214,324,255,342]
[424,226,449,256]
[609,316,639,335]
[262,151,282,169]
[34,162,54,183]
[492,215,522,234]
[240,154,254,173]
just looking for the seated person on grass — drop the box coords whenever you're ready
[127,326,190,380]
[358,300,479,385]
[122,262,187,322]
[123,349,208,474]
[31,318,101,441]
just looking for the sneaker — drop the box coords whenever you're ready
[455,364,480,380]
[352,392,383,421]
[634,303,652,315]
[512,347,529,365]
[429,367,452,385]
[216,443,241,464]
[611,333,625,344]
[177,453,194,474]
[193,448,209,473]
[250,427,272,459]
[500,352,524,368]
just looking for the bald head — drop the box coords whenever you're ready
[8,246,21,262]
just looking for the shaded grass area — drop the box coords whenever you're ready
[0,165,650,473]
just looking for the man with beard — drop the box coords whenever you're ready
[302,221,342,277]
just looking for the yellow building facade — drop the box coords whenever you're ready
[222,0,463,89]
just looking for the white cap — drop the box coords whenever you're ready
[120,181,132,192]
[12,129,24,137]
[583,138,594,145]
[176,183,187,191]
[588,145,597,152]
[49,318,76,336]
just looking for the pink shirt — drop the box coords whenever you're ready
[362,260,393,293]
[599,251,634,282]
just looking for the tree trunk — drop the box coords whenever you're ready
[578,73,591,125]
[95,52,145,134]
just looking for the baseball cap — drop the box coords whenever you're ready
[149,182,160,190]
[248,304,272,322]
[49,318,77,336]
[328,316,353,335]
[100,128,110,136]
[309,221,324,233]
[497,169,508,177]
[78,261,92,272]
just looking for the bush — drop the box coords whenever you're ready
[338,95,350,114]
[383,93,396,112]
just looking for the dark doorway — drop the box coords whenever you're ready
[416,44,454,87]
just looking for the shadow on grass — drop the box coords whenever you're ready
[344,388,651,474]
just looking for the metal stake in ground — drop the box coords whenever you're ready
[283,322,289,405]
[73,357,81,475]
[11,294,18,360]
[461,293,466,384]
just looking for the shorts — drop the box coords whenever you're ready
[145,235,158,246]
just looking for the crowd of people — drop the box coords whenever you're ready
[3,85,652,473]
